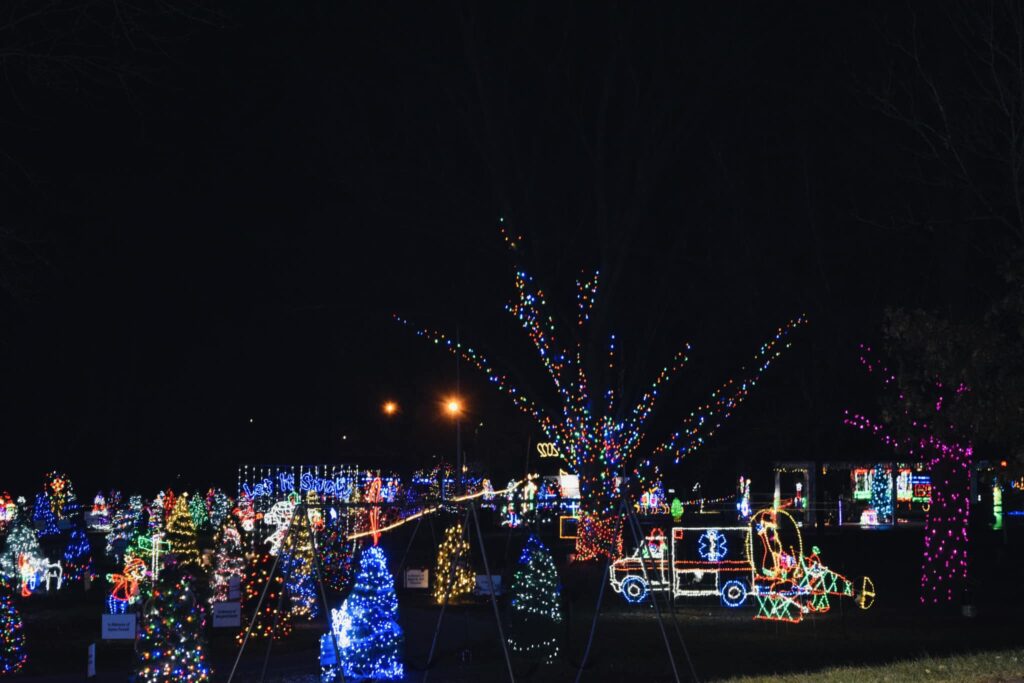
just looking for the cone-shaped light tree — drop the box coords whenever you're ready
[32,492,59,538]
[400,228,804,559]
[507,535,562,664]
[0,513,41,579]
[210,522,245,604]
[106,496,144,562]
[135,572,212,682]
[870,464,893,524]
[319,517,358,593]
[0,581,27,675]
[280,507,319,619]
[63,521,93,584]
[237,552,292,645]
[165,495,201,568]
[187,494,209,533]
[432,521,474,604]
[322,545,403,681]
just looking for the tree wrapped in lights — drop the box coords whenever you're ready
[135,572,212,682]
[237,552,292,645]
[870,464,892,524]
[0,581,27,675]
[106,496,144,563]
[432,521,474,604]
[32,492,59,538]
[63,522,93,584]
[165,495,201,568]
[671,498,684,522]
[0,514,41,579]
[148,493,166,533]
[42,471,77,523]
[187,494,209,532]
[322,546,403,681]
[319,516,358,593]
[206,489,232,529]
[399,228,804,559]
[845,345,971,605]
[280,507,319,619]
[210,522,245,604]
[507,535,562,664]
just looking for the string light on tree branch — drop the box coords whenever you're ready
[398,226,805,559]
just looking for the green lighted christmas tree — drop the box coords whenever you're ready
[165,495,201,567]
[187,494,209,532]
[135,572,212,682]
[507,535,562,664]
[670,498,684,522]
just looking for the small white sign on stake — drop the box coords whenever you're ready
[228,574,242,601]
[87,642,95,678]
[212,601,242,628]
[101,613,136,640]
[474,574,502,596]
[404,568,429,589]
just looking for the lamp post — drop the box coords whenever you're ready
[445,397,463,495]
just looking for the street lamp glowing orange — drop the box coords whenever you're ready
[445,398,462,416]
[382,401,398,416]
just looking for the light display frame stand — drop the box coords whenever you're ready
[226,502,343,683]
[422,501,515,683]
[623,509,697,683]
[573,498,697,683]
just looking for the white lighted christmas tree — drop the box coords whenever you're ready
[507,535,562,664]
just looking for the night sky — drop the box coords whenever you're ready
[0,3,1001,495]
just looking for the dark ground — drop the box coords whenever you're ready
[15,519,1024,682]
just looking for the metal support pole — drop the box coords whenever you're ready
[227,550,282,683]
[468,499,516,683]
[309,504,345,683]
[573,554,611,683]
[423,507,472,682]
[621,503,681,683]
[625,508,698,683]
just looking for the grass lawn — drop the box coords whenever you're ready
[718,650,1024,683]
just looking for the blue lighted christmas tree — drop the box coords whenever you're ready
[870,464,893,523]
[508,535,562,664]
[63,522,93,584]
[321,545,403,681]
[32,492,59,538]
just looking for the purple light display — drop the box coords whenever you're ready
[843,345,971,605]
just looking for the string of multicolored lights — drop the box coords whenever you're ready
[399,223,805,558]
